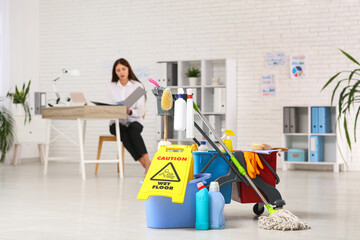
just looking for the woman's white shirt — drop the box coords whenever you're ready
[107,80,145,127]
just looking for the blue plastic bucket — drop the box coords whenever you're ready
[145,173,211,228]
[193,151,232,204]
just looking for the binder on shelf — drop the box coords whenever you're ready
[311,107,319,133]
[283,107,290,133]
[310,135,324,162]
[289,107,296,133]
[35,92,46,114]
[213,88,225,113]
[318,107,331,133]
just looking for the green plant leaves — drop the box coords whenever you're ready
[185,67,201,78]
[340,49,360,66]
[6,80,32,124]
[0,107,15,162]
[323,49,360,151]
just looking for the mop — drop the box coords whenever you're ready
[192,101,311,231]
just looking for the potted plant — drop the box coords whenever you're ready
[186,67,201,86]
[0,100,15,163]
[7,80,32,124]
[322,49,360,150]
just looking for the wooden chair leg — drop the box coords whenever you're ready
[12,144,21,165]
[38,144,45,164]
[95,137,104,175]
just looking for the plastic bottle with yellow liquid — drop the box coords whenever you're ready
[220,129,235,152]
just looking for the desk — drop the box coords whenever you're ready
[42,105,127,179]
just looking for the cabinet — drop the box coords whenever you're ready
[156,59,236,146]
[12,115,49,165]
[282,106,344,172]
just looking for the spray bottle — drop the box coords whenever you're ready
[186,89,194,139]
[220,129,235,152]
[174,88,186,131]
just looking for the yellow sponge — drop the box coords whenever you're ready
[161,88,173,110]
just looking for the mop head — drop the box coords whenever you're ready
[258,209,311,231]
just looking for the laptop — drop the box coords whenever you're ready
[69,92,87,106]
[91,86,146,108]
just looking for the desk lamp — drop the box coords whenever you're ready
[50,68,80,106]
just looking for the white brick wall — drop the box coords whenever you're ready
[38,0,360,170]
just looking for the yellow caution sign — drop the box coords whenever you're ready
[137,145,194,203]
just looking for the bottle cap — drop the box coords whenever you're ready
[186,88,193,99]
[209,181,220,192]
[178,88,184,95]
[197,182,205,190]
[201,141,206,145]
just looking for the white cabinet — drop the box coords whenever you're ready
[12,115,49,165]
[156,59,236,147]
[282,106,344,172]
[15,115,48,143]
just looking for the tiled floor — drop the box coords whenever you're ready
[0,162,359,240]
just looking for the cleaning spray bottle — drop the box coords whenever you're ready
[186,89,194,139]
[220,129,235,152]
[174,88,186,131]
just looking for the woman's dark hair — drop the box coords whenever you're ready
[111,58,146,100]
[111,58,140,83]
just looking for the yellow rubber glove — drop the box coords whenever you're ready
[244,151,256,178]
[244,151,264,178]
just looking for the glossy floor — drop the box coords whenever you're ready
[0,162,359,240]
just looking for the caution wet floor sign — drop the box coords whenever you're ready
[137,145,194,203]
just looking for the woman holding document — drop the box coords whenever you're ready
[107,58,151,173]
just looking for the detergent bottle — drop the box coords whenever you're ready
[174,88,186,131]
[198,141,209,152]
[195,182,209,230]
[220,129,235,152]
[209,181,225,229]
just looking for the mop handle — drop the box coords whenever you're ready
[192,102,244,174]
[192,101,271,207]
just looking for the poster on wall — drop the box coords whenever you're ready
[133,66,150,80]
[290,55,306,79]
[261,74,276,96]
[265,52,286,67]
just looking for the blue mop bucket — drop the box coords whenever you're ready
[145,173,211,228]
[193,151,232,203]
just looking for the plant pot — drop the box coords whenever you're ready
[11,104,25,116]
[188,77,199,86]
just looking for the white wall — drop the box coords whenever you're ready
[8,0,39,159]
[25,0,360,170]
[0,0,10,98]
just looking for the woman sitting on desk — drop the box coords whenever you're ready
[107,58,151,173]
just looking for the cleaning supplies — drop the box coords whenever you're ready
[209,182,225,229]
[186,89,194,139]
[174,88,186,131]
[198,141,208,152]
[192,101,310,231]
[220,129,235,152]
[158,88,173,149]
[195,182,209,230]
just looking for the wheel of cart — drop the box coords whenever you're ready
[218,151,286,216]
[253,203,265,216]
